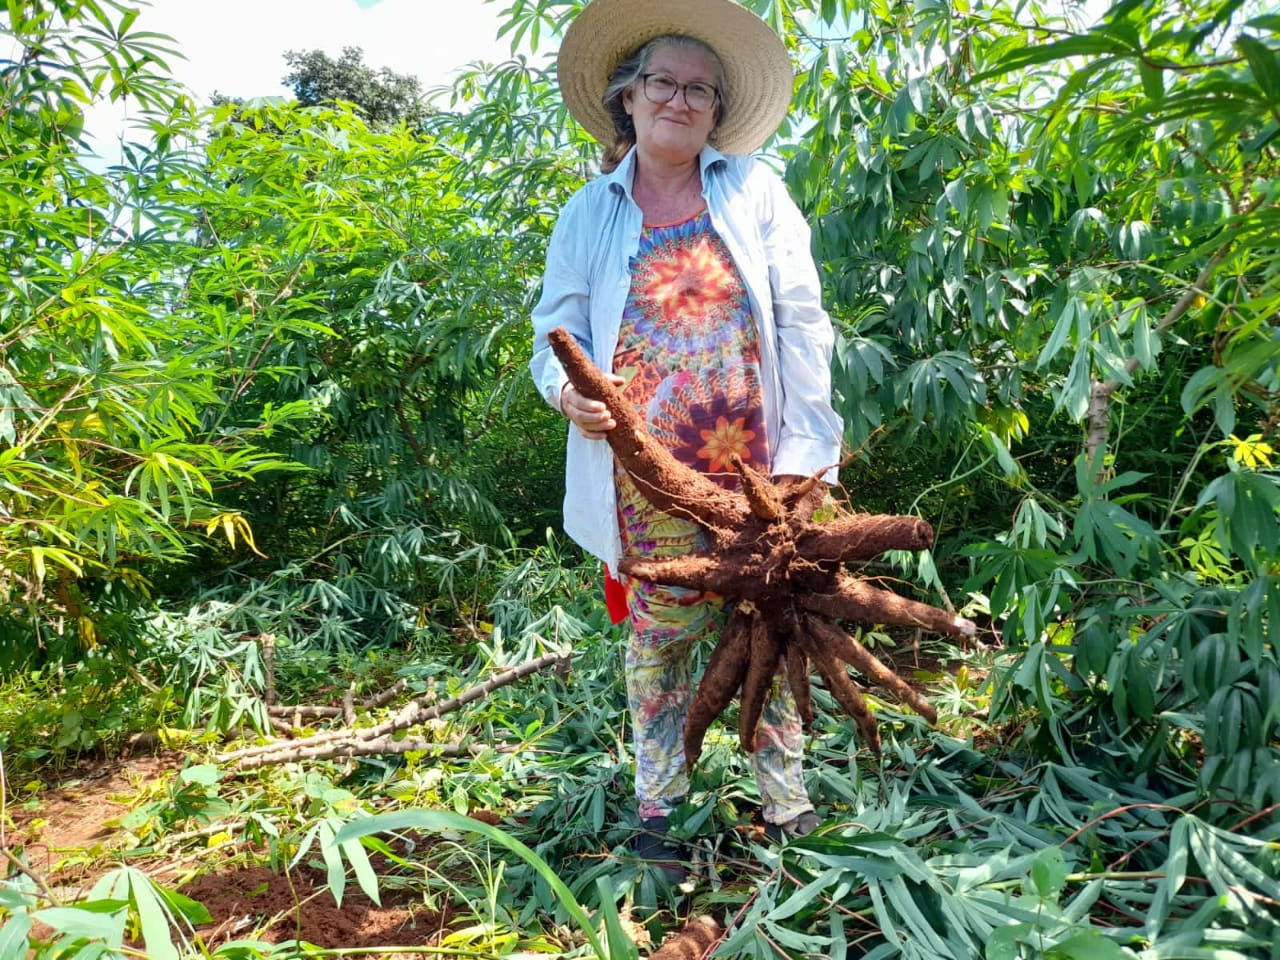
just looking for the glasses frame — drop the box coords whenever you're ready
[638,73,720,113]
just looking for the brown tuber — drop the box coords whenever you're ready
[548,327,975,767]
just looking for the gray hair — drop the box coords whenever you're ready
[599,34,728,172]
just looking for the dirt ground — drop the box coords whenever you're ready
[5,749,462,952]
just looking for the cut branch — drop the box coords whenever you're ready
[265,679,409,718]
[220,652,570,770]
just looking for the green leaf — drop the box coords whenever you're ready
[335,810,609,960]
[986,922,1029,960]
[152,882,212,927]
[1046,930,1128,959]
[31,905,127,946]
[1058,349,1092,421]
[1038,293,1075,369]
[0,911,33,957]
[1125,648,1155,720]
[1132,304,1158,370]
[179,763,221,787]
[596,876,640,960]
[1031,845,1068,900]
[977,33,1129,80]
[317,820,347,907]
[1238,35,1280,101]
[1139,60,1164,102]
[341,835,382,907]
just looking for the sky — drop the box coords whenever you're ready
[83,0,516,153]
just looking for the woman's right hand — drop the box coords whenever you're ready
[561,379,624,440]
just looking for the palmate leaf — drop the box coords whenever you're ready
[1148,817,1192,937]
[84,866,208,960]
[719,890,835,959]
[335,809,609,960]
[291,815,380,909]
[29,904,128,950]
[1236,36,1280,102]
[1045,930,1131,959]
[1185,815,1280,923]
[1195,467,1280,572]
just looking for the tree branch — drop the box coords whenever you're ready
[219,651,570,770]
[1086,247,1229,464]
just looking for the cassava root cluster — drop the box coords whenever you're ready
[548,328,975,764]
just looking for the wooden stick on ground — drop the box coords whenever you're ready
[219,651,569,770]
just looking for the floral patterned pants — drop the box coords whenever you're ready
[617,503,812,825]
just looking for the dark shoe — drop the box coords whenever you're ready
[634,816,689,885]
[764,810,821,843]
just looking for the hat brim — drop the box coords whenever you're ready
[557,0,794,156]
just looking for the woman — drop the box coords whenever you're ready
[529,0,844,881]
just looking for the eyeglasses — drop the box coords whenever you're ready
[640,73,719,113]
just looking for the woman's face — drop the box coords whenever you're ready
[623,43,721,166]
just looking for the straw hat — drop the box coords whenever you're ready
[557,0,794,155]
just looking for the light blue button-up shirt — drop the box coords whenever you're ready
[530,145,844,569]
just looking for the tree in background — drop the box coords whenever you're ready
[283,45,430,126]
[0,1,582,677]
[0,0,315,667]
[182,94,579,650]
[775,0,1280,805]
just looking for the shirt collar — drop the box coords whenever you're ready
[603,144,728,198]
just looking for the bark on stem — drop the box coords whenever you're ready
[220,652,569,769]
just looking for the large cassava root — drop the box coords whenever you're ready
[548,327,975,765]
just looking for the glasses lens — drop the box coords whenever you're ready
[684,82,715,111]
[642,75,717,111]
[644,75,677,103]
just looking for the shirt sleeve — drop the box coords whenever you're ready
[530,195,592,414]
[759,169,845,479]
